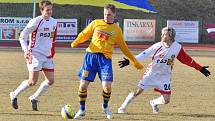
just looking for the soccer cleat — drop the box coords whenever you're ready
[30,99,38,111]
[150,100,159,114]
[10,92,18,109]
[74,109,85,119]
[118,107,126,114]
[102,105,113,119]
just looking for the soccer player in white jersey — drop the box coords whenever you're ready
[117,27,211,114]
[9,0,57,111]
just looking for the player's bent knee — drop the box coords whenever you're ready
[133,92,139,97]
[79,84,88,90]
[48,80,54,85]
[161,95,170,104]
[164,99,170,104]
[103,87,111,93]
[163,97,170,104]
[28,80,37,86]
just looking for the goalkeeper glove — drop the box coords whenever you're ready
[200,66,211,77]
[118,57,130,68]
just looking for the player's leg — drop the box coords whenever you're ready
[150,79,171,114]
[29,69,54,111]
[118,75,152,113]
[10,71,39,109]
[102,81,112,109]
[98,54,113,119]
[150,93,171,114]
[10,53,43,110]
[101,81,113,119]
[29,69,54,100]
[118,86,144,113]
[74,53,97,119]
[74,79,90,119]
[28,56,53,111]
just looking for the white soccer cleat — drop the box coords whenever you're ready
[102,106,113,119]
[74,109,85,119]
[118,107,126,114]
[150,100,159,114]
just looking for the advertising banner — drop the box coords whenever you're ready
[123,19,156,42]
[0,29,1,39]
[167,20,199,43]
[2,28,16,40]
[86,18,95,27]
[0,17,31,40]
[56,19,78,42]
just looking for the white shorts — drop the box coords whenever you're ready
[138,73,171,94]
[26,52,54,72]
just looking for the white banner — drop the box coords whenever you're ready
[0,17,31,40]
[56,19,78,42]
[123,19,156,42]
[167,20,199,43]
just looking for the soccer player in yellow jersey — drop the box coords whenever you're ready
[71,4,143,119]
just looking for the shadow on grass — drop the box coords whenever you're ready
[114,112,151,120]
[163,112,215,118]
[0,112,60,116]
[113,112,215,120]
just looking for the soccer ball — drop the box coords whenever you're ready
[61,104,76,119]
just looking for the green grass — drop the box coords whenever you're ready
[0,48,215,121]
[0,0,153,12]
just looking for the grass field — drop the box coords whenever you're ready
[0,0,153,12]
[0,48,215,121]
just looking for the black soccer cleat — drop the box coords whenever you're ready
[30,99,38,111]
[11,98,18,109]
[10,92,18,109]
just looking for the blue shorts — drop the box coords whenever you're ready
[78,53,113,82]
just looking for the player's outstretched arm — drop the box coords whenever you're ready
[177,48,211,77]
[200,66,211,77]
[118,57,130,68]
[71,21,94,48]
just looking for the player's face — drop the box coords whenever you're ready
[104,8,115,23]
[41,5,53,20]
[161,30,171,43]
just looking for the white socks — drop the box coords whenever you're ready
[29,80,49,100]
[151,95,165,105]
[12,80,30,97]
[120,92,135,109]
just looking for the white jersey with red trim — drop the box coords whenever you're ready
[19,15,57,57]
[136,41,182,75]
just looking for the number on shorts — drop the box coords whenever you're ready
[164,84,171,90]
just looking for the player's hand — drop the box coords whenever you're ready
[118,57,130,68]
[200,66,211,77]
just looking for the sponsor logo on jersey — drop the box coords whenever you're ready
[40,32,51,37]
[171,55,175,58]
[40,32,55,38]
[157,54,175,65]
[159,54,164,58]
[50,32,55,38]
[157,58,174,65]
[96,30,114,41]
[44,27,49,31]
[167,59,173,65]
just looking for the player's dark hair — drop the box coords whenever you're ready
[39,0,53,11]
[104,4,116,13]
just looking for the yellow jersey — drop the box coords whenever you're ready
[71,19,143,69]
